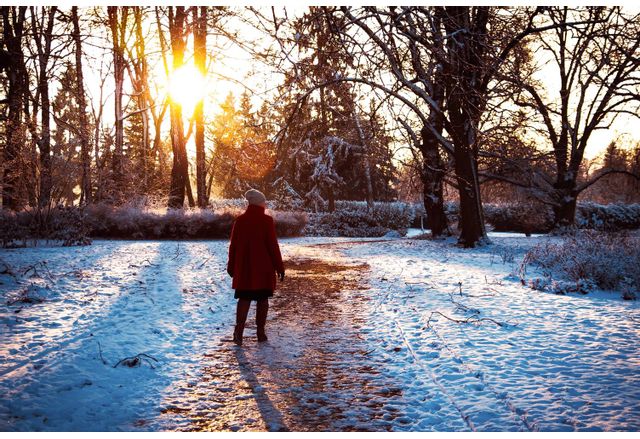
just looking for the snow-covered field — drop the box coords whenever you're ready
[1,233,639,431]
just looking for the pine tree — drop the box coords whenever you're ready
[272,7,395,211]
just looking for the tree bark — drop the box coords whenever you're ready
[419,126,449,237]
[353,113,374,210]
[194,6,207,207]
[107,6,128,201]
[167,6,188,209]
[72,6,92,205]
[442,6,488,247]
[31,6,57,209]
[131,7,151,193]
[1,6,28,210]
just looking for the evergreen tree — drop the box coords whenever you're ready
[272,6,395,211]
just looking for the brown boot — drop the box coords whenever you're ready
[233,324,244,346]
[256,299,269,342]
[233,299,251,346]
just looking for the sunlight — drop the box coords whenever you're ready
[167,64,206,115]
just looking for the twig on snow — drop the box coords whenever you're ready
[197,255,213,270]
[113,353,159,369]
[97,341,108,365]
[426,310,517,328]
[447,292,481,315]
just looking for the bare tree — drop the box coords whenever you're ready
[506,7,640,227]
[193,6,207,207]
[71,6,91,205]
[107,6,128,201]
[1,6,28,210]
[124,6,153,192]
[30,6,58,208]
[167,6,189,209]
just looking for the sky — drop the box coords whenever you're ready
[24,5,640,165]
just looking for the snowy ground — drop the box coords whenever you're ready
[1,232,639,431]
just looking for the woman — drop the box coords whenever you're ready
[227,189,285,346]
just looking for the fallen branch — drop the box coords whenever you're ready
[0,258,19,280]
[113,353,159,369]
[447,292,481,315]
[97,341,108,365]
[22,261,54,282]
[171,243,183,260]
[426,311,517,328]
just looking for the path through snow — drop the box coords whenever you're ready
[1,235,639,431]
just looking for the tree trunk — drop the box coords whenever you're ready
[185,176,195,208]
[108,6,127,201]
[194,6,207,207]
[167,6,188,209]
[454,142,486,247]
[131,7,151,193]
[442,6,489,247]
[32,6,57,209]
[72,6,92,205]
[552,176,578,228]
[327,189,335,212]
[419,126,449,237]
[1,6,27,210]
[353,113,374,210]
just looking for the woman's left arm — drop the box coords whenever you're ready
[266,217,284,276]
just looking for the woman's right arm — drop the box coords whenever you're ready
[227,221,237,277]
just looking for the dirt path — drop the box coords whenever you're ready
[156,249,407,432]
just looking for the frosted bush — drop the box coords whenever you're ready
[0,206,91,247]
[0,210,26,247]
[305,201,414,237]
[523,230,640,294]
[576,202,640,231]
[272,211,308,237]
[83,203,303,239]
[484,202,555,234]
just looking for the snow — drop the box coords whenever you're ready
[1,234,639,431]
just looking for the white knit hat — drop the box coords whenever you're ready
[244,188,266,205]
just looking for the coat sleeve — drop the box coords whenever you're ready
[227,220,237,274]
[266,216,284,273]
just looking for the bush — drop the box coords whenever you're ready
[0,203,307,245]
[576,202,640,231]
[0,207,92,248]
[0,210,27,248]
[86,203,305,239]
[272,211,308,237]
[442,201,640,234]
[305,201,414,237]
[522,230,640,294]
[484,202,555,234]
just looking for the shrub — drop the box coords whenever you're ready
[484,202,555,234]
[305,201,414,237]
[576,202,640,231]
[272,211,308,237]
[85,203,304,239]
[0,210,27,248]
[522,230,640,294]
[0,207,91,248]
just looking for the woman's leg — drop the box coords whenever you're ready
[234,299,251,345]
[256,298,269,342]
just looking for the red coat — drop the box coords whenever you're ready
[227,204,284,290]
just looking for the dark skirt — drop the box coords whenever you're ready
[234,289,273,301]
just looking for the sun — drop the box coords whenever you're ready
[167,64,206,115]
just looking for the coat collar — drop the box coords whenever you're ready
[246,204,266,214]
